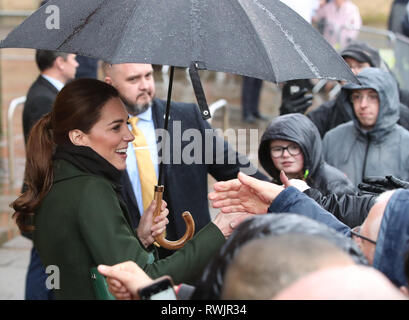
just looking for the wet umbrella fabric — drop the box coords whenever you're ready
[1,0,357,84]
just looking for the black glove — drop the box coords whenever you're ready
[280,87,313,115]
[358,175,409,195]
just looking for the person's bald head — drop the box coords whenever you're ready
[273,265,407,300]
[221,234,354,300]
[102,62,155,116]
[355,190,396,265]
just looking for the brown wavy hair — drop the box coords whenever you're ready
[12,78,119,233]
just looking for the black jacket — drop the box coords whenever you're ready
[23,75,58,143]
[304,188,375,228]
[258,113,356,195]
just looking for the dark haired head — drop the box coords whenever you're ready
[12,78,119,232]
[35,50,69,72]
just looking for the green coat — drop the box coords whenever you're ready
[33,159,225,299]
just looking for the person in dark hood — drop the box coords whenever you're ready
[280,41,409,136]
[323,68,409,186]
[191,214,367,300]
[258,113,356,195]
[209,173,409,294]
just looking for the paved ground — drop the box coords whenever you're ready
[0,236,31,300]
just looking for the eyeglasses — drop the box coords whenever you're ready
[350,226,377,245]
[270,145,301,158]
[350,92,379,104]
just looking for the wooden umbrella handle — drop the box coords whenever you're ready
[153,185,195,250]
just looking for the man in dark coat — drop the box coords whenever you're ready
[103,63,267,257]
[23,51,78,143]
[23,49,78,300]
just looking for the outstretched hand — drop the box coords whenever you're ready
[98,261,153,300]
[280,170,310,192]
[358,175,409,195]
[209,172,284,214]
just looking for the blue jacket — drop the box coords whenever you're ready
[373,189,409,287]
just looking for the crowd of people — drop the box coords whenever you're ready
[8,0,409,301]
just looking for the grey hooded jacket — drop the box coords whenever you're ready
[259,113,356,195]
[323,68,409,186]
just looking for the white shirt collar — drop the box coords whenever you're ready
[41,74,65,92]
[131,105,153,122]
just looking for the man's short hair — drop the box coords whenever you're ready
[35,50,68,72]
[221,234,354,299]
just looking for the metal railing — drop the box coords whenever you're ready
[0,10,33,18]
[208,99,228,131]
[7,96,26,189]
[311,24,409,94]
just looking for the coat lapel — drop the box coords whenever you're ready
[37,75,59,95]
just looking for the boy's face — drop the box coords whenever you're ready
[350,88,380,130]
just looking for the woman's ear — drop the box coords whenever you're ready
[69,129,88,146]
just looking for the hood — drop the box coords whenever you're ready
[258,113,323,182]
[373,189,409,287]
[340,68,400,138]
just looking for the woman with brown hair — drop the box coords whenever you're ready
[12,78,249,299]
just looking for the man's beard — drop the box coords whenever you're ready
[121,95,152,115]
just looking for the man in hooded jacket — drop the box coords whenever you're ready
[280,41,409,136]
[322,68,409,186]
[258,113,355,195]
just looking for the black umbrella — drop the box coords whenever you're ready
[1,0,357,249]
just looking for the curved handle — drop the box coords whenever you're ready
[153,185,195,250]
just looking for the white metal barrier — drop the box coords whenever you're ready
[0,10,33,17]
[7,96,26,189]
[208,99,228,131]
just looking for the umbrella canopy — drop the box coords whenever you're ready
[0,0,357,84]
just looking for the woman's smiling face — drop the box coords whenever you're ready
[81,97,134,170]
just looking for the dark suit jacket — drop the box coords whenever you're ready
[121,98,267,244]
[23,75,58,142]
